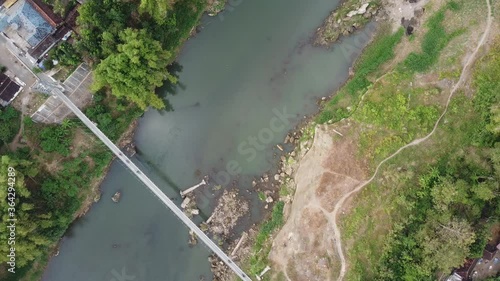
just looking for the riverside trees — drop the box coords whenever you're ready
[76,0,204,109]
[93,29,176,110]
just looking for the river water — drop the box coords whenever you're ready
[42,0,374,280]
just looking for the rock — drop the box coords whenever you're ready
[111,191,121,203]
[284,135,290,144]
[289,137,295,143]
[358,3,369,14]
[280,172,285,178]
[191,209,200,215]
[321,97,327,101]
[181,197,191,209]
[364,11,372,19]
[406,26,414,36]
[264,204,268,209]
[290,151,296,157]
[188,230,198,246]
[274,174,280,181]
[277,144,284,151]
[285,166,293,176]
[347,10,358,17]
[266,196,274,203]
[252,180,257,187]
[347,3,369,17]
[280,156,286,162]
[414,8,425,18]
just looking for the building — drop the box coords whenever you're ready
[452,258,478,281]
[0,73,23,106]
[484,244,499,261]
[0,0,76,63]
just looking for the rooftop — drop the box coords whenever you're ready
[0,0,55,48]
[0,73,22,106]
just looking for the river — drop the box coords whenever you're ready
[42,0,374,280]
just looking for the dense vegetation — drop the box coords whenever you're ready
[0,115,113,280]
[76,0,204,109]
[376,39,500,280]
[44,42,81,70]
[0,107,20,146]
[85,90,143,142]
[338,1,500,276]
[92,28,175,109]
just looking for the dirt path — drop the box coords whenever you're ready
[331,0,493,280]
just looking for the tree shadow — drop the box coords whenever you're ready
[156,61,186,114]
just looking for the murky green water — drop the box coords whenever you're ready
[42,0,374,280]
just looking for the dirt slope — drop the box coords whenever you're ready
[269,122,369,281]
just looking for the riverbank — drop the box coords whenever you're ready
[230,0,499,280]
[0,1,216,280]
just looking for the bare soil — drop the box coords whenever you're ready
[268,122,370,281]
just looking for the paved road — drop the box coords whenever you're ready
[50,87,253,281]
[0,35,37,90]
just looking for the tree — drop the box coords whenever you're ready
[139,0,170,24]
[0,155,49,268]
[417,218,476,273]
[93,28,175,109]
[0,107,20,145]
[76,0,131,60]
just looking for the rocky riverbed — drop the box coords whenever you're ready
[315,0,381,46]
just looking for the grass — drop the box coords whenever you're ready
[317,26,404,124]
[402,1,465,73]
[245,201,285,278]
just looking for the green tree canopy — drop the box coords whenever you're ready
[93,28,175,110]
[139,0,170,24]
[0,107,20,145]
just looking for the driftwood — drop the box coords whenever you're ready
[231,232,248,257]
[180,179,207,197]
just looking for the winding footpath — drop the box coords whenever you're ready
[332,0,493,280]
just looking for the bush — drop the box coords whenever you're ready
[39,125,73,156]
[50,42,81,67]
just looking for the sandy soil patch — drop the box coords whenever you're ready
[268,122,369,281]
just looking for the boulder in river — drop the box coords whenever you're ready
[112,192,121,203]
